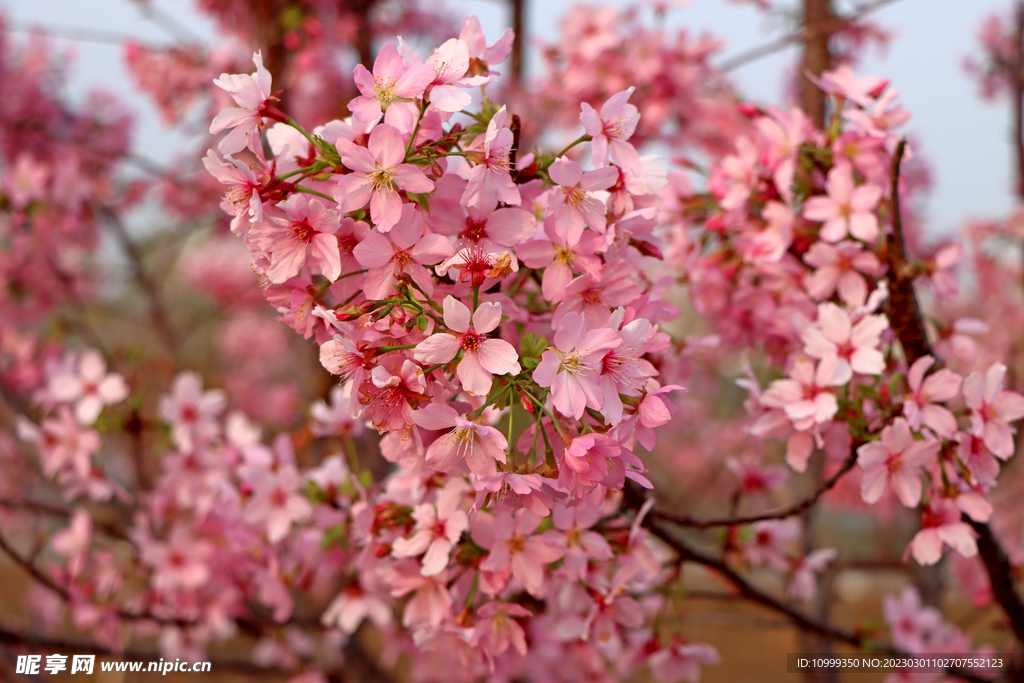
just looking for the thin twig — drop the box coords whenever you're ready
[126,0,205,46]
[2,21,161,49]
[651,451,857,529]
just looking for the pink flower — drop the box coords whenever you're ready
[801,302,888,381]
[459,16,514,71]
[46,349,129,425]
[391,481,469,575]
[202,150,266,235]
[348,42,434,132]
[802,240,884,308]
[903,356,961,438]
[883,586,942,653]
[962,362,1024,459]
[515,224,603,303]
[335,124,435,232]
[411,402,508,477]
[421,38,490,112]
[857,418,939,508]
[50,508,92,579]
[479,509,564,597]
[321,580,393,634]
[580,87,641,173]
[803,164,882,243]
[413,296,521,396]
[158,372,227,449]
[547,156,618,245]
[245,465,313,543]
[907,499,978,566]
[533,311,620,419]
[472,601,532,662]
[210,51,276,155]
[139,526,214,592]
[761,356,845,433]
[360,360,426,434]
[647,640,721,683]
[553,258,644,328]
[551,503,613,581]
[787,548,838,601]
[597,312,657,425]
[352,205,452,299]
[252,195,342,284]
[17,408,101,480]
[810,66,889,107]
[743,519,799,570]
[462,106,520,212]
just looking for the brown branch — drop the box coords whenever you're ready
[966,518,1024,646]
[885,138,931,365]
[633,509,994,683]
[802,0,834,129]
[509,0,525,88]
[1014,2,1024,202]
[651,451,857,529]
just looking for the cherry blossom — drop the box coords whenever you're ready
[802,163,882,243]
[857,418,939,508]
[45,349,128,425]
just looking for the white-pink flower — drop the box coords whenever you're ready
[348,42,435,132]
[857,417,939,508]
[335,124,435,232]
[908,500,978,566]
[962,362,1024,459]
[801,302,888,381]
[462,105,520,212]
[391,481,469,576]
[547,156,618,245]
[158,372,227,449]
[252,194,342,284]
[903,355,961,438]
[803,163,882,243]
[787,548,837,601]
[50,508,92,579]
[478,509,564,597]
[244,464,313,543]
[46,349,129,425]
[411,402,508,477]
[413,296,520,396]
[802,240,884,308]
[210,51,275,155]
[533,311,620,419]
[580,87,641,173]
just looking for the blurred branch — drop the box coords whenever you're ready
[2,21,161,49]
[510,0,525,87]
[717,0,903,73]
[1014,2,1024,201]
[100,207,180,356]
[651,451,857,529]
[127,0,205,46]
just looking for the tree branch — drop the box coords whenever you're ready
[651,451,857,529]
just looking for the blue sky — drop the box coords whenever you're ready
[0,0,1016,239]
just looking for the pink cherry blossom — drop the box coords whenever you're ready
[244,464,313,543]
[908,500,978,566]
[534,311,621,419]
[962,362,1024,459]
[251,195,342,284]
[547,156,618,245]
[551,503,613,581]
[801,302,888,382]
[352,205,452,299]
[857,417,939,508]
[462,105,520,212]
[459,16,514,70]
[903,356,961,438]
[803,163,882,243]
[202,150,266,235]
[413,296,521,396]
[46,349,129,425]
[580,87,641,173]
[515,224,603,302]
[335,124,435,232]
[742,518,799,570]
[158,372,227,449]
[802,240,884,308]
[411,402,508,477]
[361,360,426,434]
[472,601,532,662]
[391,481,469,575]
[421,39,491,112]
[787,548,837,601]
[348,42,435,132]
[647,640,721,683]
[478,509,564,597]
[49,508,92,579]
[883,586,943,653]
[210,51,277,155]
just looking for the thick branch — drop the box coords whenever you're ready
[885,138,931,365]
[1015,3,1024,201]
[651,451,857,529]
[509,0,525,88]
